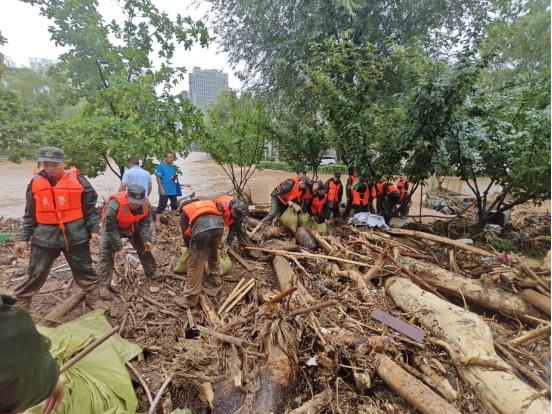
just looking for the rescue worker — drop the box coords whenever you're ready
[214,195,248,247]
[97,184,162,297]
[375,178,387,215]
[325,171,343,219]
[396,175,410,219]
[259,176,313,232]
[344,166,355,217]
[0,294,64,414]
[14,147,102,311]
[383,182,401,223]
[350,173,370,214]
[306,181,329,223]
[176,199,225,308]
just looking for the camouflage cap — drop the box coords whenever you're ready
[127,184,146,206]
[38,147,65,163]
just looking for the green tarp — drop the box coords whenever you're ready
[25,310,141,414]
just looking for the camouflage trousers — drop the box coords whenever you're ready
[15,242,99,304]
[96,231,157,286]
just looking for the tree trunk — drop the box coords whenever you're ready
[520,289,551,316]
[409,261,543,321]
[385,277,551,414]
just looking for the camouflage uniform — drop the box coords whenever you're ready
[16,168,101,309]
[96,198,157,285]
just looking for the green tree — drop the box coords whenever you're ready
[22,0,209,178]
[201,91,272,201]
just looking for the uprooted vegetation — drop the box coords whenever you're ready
[0,211,550,413]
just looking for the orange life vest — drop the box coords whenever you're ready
[397,179,407,189]
[104,192,149,232]
[398,189,408,204]
[31,169,84,225]
[311,194,327,216]
[327,179,342,202]
[215,195,234,227]
[376,182,385,196]
[351,178,369,206]
[385,184,400,196]
[275,178,302,204]
[182,200,222,237]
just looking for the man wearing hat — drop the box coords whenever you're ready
[214,195,249,247]
[14,147,103,311]
[325,171,343,219]
[97,184,162,295]
[258,175,313,233]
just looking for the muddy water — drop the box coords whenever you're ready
[0,152,546,219]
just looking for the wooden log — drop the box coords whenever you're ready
[228,248,254,271]
[248,246,371,268]
[289,299,338,317]
[512,253,550,292]
[375,354,462,414]
[272,255,316,305]
[44,292,86,321]
[520,289,551,316]
[290,389,333,414]
[364,249,387,281]
[385,277,551,414]
[509,325,551,348]
[330,264,372,302]
[387,228,494,257]
[410,261,542,321]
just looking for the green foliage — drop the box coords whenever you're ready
[258,161,348,174]
[201,91,272,198]
[488,236,519,253]
[19,0,209,178]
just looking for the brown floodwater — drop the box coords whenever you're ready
[0,152,547,218]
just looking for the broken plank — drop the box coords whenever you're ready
[371,308,427,343]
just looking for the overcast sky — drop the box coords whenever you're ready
[0,0,242,91]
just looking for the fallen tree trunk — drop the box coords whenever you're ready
[375,354,461,414]
[385,277,551,414]
[272,255,316,305]
[409,261,542,321]
[387,228,494,257]
[520,289,551,316]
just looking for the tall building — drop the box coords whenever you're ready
[29,58,56,71]
[188,67,228,111]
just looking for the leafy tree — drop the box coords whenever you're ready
[201,91,272,201]
[22,0,209,178]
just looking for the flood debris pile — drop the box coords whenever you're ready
[1,210,550,413]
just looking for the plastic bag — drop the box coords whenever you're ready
[174,247,189,274]
[297,211,310,227]
[310,221,328,235]
[280,205,299,232]
[26,310,141,414]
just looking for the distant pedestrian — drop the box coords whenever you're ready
[155,152,180,229]
[120,157,152,196]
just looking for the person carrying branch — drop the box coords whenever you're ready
[176,199,225,308]
[13,147,103,312]
[97,184,163,297]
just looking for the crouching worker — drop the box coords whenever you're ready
[259,176,312,233]
[97,185,162,296]
[214,195,248,247]
[306,181,330,223]
[0,294,64,414]
[176,199,224,308]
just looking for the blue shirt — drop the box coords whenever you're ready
[122,166,151,194]
[155,162,178,195]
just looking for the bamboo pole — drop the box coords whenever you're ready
[246,246,371,268]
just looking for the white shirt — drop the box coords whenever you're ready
[121,165,151,194]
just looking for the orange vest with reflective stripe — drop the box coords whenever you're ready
[105,192,149,232]
[275,178,302,204]
[182,200,222,237]
[31,169,84,225]
[311,194,327,216]
[351,177,368,206]
[327,179,342,202]
[215,195,234,227]
[397,179,407,189]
